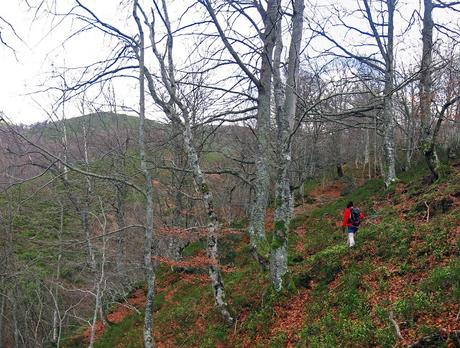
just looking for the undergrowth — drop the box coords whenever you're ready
[74,163,460,347]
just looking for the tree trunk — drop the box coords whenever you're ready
[52,201,64,346]
[382,0,397,187]
[404,104,413,171]
[247,0,279,269]
[140,0,233,324]
[13,295,19,348]
[115,181,128,280]
[182,118,234,324]
[365,129,371,178]
[270,0,304,292]
[83,124,97,271]
[419,0,439,179]
[89,200,108,348]
[133,3,156,346]
[171,126,187,228]
[374,116,379,177]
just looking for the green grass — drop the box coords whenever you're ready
[292,164,459,347]
[71,161,460,347]
[94,313,144,348]
[422,260,460,300]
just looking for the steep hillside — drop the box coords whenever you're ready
[65,163,460,347]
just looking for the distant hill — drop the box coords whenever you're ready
[26,112,162,141]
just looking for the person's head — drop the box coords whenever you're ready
[347,201,353,208]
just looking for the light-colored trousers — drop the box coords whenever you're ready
[348,232,355,247]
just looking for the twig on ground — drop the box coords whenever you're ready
[389,311,403,340]
[233,318,238,336]
[424,201,430,222]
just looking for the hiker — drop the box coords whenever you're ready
[342,201,364,247]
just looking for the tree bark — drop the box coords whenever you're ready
[82,124,97,271]
[182,118,234,325]
[270,0,304,292]
[366,129,372,178]
[419,0,439,180]
[140,0,233,325]
[13,294,19,348]
[52,201,64,346]
[115,180,128,280]
[133,2,155,346]
[89,200,108,348]
[246,0,279,268]
[382,0,397,186]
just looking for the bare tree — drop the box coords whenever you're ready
[134,0,234,325]
[271,0,305,291]
[310,0,399,186]
[419,0,460,180]
[88,199,109,348]
[201,0,280,268]
[132,3,156,344]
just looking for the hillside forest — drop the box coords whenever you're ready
[0,0,460,347]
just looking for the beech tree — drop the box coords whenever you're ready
[201,0,279,268]
[270,0,305,291]
[311,0,398,186]
[133,0,234,325]
[419,0,460,180]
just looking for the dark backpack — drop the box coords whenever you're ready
[349,207,361,226]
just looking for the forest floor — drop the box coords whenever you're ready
[67,163,460,348]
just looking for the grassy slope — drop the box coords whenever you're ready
[81,163,459,348]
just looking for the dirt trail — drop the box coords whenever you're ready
[265,181,344,345]
[293,181,344,216]
[292,181,345,255]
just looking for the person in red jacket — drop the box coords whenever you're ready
[342,201,364,247]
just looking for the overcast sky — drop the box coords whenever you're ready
[0,1,137,125]
[0,0,458,125]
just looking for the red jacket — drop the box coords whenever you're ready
[342,207,364,227]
